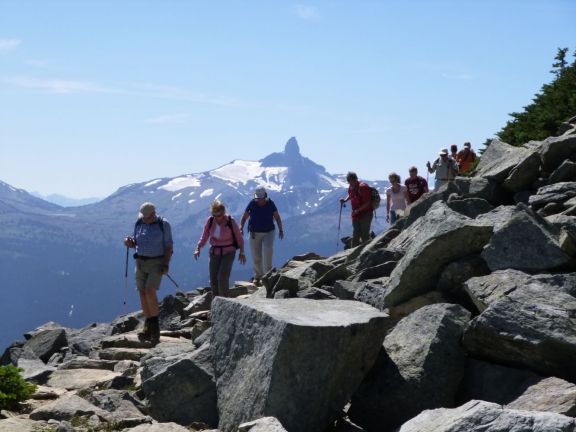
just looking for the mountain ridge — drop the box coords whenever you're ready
[0,137,389,350]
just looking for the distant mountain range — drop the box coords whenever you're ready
[31,192,102,207]
[0,137,389,349]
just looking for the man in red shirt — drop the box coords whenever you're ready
[339,171,373,247]
[404,166,429,204]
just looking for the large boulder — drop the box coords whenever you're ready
[29,394,107,421]
[529,182,576,210]
[22,329,67,363]
[271,260,335,296]
[398,400,576,432]
[445,197,494,219]
[474,139,530,182]
[464,269,576,312]
[46,368,121,390]
[142,342,217,427]
[503,151,542,192]
[506,377,576,416]
[549,160,576,184]
[402,182,462,229]
[453,177,504,203]
[480,204,571,272]
[211,297,387,432]
[459,359,542,406]
[539,134,576,172]
[381,202,493,307]
[67,323,112,355]
[82,389,148,421]
[463,282,576,381]
[349,304,471,432]
[436,255,490,299]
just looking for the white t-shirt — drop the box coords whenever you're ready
[386,185,408,211]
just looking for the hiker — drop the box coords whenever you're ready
[386,172,409,224]
[426,148,459,190]
[404,166,429,204]
[123,202,173,344]
[239,187,283,287]
[339,171,373,247]
[450,144,458,161]
[194,200,246,298]
[456,141,477,174]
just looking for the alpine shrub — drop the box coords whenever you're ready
[0,364,37,410]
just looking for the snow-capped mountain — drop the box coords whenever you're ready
[0,137,389,350]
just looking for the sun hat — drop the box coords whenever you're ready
[439,148,448,155]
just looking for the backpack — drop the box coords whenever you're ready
[369,186,381,210]
[134,216,165,235]
[208,215,239,249]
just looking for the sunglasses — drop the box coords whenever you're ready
[212,212,224,217]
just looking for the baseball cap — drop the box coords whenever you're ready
[139,202,156,218]
[254,187,267,199]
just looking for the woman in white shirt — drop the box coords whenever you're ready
[386,172,409,224]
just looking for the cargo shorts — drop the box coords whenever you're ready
[135,257,163,291]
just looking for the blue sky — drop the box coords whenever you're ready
[1,0,575,198]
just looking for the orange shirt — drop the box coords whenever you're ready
[457,149,476,173]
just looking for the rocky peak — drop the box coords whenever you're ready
[284,137,301,163]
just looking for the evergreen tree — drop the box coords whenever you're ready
[493,47,576,147]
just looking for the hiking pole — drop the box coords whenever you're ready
[336,202,344,251]
[123,245,129,307]
[166,274,180,289]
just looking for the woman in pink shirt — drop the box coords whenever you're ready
[194,200,246,298]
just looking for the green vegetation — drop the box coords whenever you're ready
[0,365,37,410]
[494,47,576,146]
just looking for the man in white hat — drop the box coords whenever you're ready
[123,202,173,344]
[239,187,284,286]
[426,148,459,190]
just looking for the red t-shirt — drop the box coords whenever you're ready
[404,176,428,203]
[349,182,372,220]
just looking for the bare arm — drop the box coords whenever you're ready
[239,211,250,234]
[273,211,284,240]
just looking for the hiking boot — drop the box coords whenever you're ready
[252,277,262,287]
[148,317,160,346]
[137,318,151,342]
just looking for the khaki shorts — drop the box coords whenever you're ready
[135,258,163,292]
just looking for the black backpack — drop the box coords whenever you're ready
[368,186,381,210]
[208,215,239,249]
[134,216,165,235]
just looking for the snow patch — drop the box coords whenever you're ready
[210,160,288,191]
[188,199,196,204]
[145,179,162,187]
[320,174,347,188]
[172,192,182,201]
[158,176,201,192]
[200,188,214,198]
